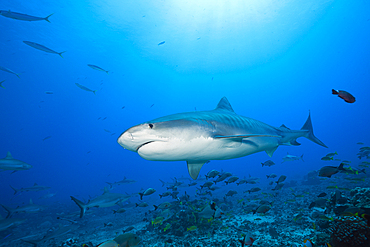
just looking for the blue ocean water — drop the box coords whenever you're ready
[0,0,369,246]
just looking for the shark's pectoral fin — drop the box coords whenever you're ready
[214,134,281,139]
[187,161,207,180]
[221,138,243,148]
[280,139,301,146]
[265,146,278,157]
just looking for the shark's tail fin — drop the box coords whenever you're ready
[301,112,328,148]
[44,13,54,23]
[0,204,14,218]
[159,179,166,187]
[106,182,113,189]
[9,185,18,195]
[70,196,87,218]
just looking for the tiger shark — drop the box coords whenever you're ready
[117,97,327,180]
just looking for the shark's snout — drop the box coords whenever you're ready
[117,130,136,151]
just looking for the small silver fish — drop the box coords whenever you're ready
[0,10,53,22]
[75,83,96,94]
[0,66,20,78]
[23,41,65,57]
[42,136,52,141]
[87,64,108,74]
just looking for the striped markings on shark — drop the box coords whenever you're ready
[117,97,327,180]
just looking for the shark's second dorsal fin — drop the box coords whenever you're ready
[5,151,13,159]
[215,97,234,112]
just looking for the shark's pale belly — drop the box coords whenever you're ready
[137,136,279,161]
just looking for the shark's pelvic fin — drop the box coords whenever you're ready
[301,111,328,148]
[0,204,14,218]
[187,161,207,180]
[265,146,278,157]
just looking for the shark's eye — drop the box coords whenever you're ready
[149,124,154,129]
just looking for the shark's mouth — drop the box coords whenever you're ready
[136,141,155,152]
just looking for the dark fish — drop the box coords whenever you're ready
[158,41,165,46]
[319,163,345,178]
[317,192,327,197]
[261,160,275,167]
[309,201,316,209]
[332,89,355,103]
[276,175,287,184]
[150,104,154,108]
[42,136,52,141]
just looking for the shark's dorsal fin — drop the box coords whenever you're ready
[187,161,207,180]
[34,183,38,186]
[215,97,234,112]
[5,152,13,159]
[103,187,109,194]
[279,124,290,130]
[30,199,33,204]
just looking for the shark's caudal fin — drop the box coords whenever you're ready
[301,112,328,148]
[9,185,18,195]
[106,182,113,189]
[70,196,87,218]
[159,179,166,187]
[0,204,14,218]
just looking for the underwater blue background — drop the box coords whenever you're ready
[0,0,369,226]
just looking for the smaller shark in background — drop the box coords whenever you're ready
[0,152,32,173]
[1,199,46,218]
[106,177,137,189]
[282,153,304,163]
[10,183,51,195]
[21,223,78,246]
[70,188,131,218]
[0,215,26,232]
